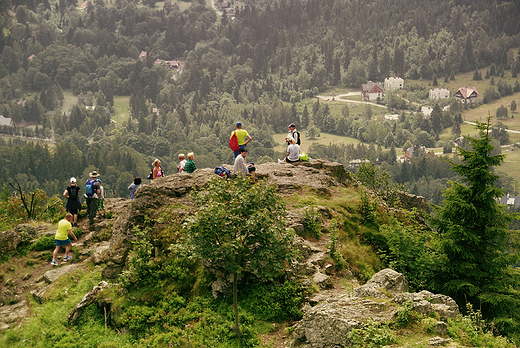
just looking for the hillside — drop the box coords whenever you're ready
[0,160,515,347]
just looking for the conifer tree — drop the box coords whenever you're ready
[430,117,520,339]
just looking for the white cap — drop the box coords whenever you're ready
[70,177,76,183]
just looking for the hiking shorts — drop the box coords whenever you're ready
[55,238,71,246]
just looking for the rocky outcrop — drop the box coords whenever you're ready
[102,160,353,279]
[395,191,430,213]
[0,224,39,255]
[293,269,460,348]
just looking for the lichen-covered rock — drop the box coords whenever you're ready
[293,296,396,347]
[392,290,459,319]
[0,230,21,255]
[354,268,408,298]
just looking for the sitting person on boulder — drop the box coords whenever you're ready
[281,137,300,163]
[233,148,255,178]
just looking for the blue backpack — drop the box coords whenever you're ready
[85,179,98,196]
[214,166,230,178]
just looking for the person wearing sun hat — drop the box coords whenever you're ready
[85,171,101,227]
[230,121,252,158]
[63,177,82,227]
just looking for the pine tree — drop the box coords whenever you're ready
[430,117,520,339]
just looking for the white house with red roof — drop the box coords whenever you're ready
[361,81,384,102]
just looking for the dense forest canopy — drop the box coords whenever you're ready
[0,0,519,200]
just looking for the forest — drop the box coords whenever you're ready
[0,0,520,201]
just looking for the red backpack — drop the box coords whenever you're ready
[229,131,240,151]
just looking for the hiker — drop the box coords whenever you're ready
[51,213,77,266]
[177,153,187,173]
[63,177,81,227]
[85,171,101,226]
[184,152,197,173]
[285,123,300,148]
[230,122,252,158]
[233,148,256,178]
[128,177,142,199]
[97,182,106,217]
[152,158,164,179]
[281,137,300,163]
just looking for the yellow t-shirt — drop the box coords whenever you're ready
[230,129,250,145]
[55,219,72,240]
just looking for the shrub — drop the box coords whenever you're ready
[32,235,55,251]
[301,207,323,238]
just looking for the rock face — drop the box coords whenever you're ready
[0,224,40,255]
[102,160,353,279]
[293,269,460,348]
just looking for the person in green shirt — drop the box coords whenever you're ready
[184,152,197,173]
[51,213,78,266]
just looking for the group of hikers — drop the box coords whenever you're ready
[53,122,304,265]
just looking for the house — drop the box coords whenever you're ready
[421,106,433,116]
[405,145,431,160]
[348,159,370,168]
[220,1,229,9]
[0,115,14,127]
[154,59,184,72]
[454,87,479,104]
[139,51,147,61]
[384,114,399,121]
[86,105,96,111]
[361,81,384,102]
[429,88,450,100]
[27,54,36,61]
[224,7,236,17]
[80,0,93,11]
[499,195,520,209]
[384,77,404,90]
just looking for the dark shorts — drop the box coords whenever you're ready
[55,239,71,246]
[68,209,79,215]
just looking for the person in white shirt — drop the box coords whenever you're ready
[177,153,187,173]
[282,137,300,163]
[233,148,255,177]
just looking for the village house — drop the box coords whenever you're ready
[421,106,433,116]
[154,59,184,72]
[405,145,431,160]
[0,115,14,127]
[454,87,479,104]
[139,51,147,61]
[499,194,520,209]
[384,114,399,121]
[361,81,384,102]
[429,88,450,100]
[384,77,404,90]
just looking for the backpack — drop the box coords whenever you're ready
[69,186,78,200]
[214,166,230,178]
[147,171,153,180]
[229,131,240,151]
[85,179,98,196]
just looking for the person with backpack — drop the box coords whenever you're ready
[97,182,106,218]
[230,122,252,158]
[285,123,300,148]
[85,171,101,227]
[63,177,81,227]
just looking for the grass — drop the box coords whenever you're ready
[112,96,131,125]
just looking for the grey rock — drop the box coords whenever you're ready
[435,321,448,335]
[427,336,452,346]
[0,300,30,331]
[43,263,80,284]
[30,283,49,304]
[393,290,459,319]
[355,268,408,298]
[91,241,110,264]
[313,272,333,289]
[0,230,21,255]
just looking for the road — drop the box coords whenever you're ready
[317,92,387,108]
[464,121,520,134]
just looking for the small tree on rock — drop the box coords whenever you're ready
[184,176,296,336]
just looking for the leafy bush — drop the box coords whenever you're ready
[32,235,55,251]
[394,300,420,328]
[301,207,323,238]
[348,322,396,347]
[240,280,305,321]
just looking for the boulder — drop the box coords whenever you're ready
[43,263,81,284]
[392,290,459,319]
[293,296,396,347]
[0,230,21,255]
[354,268,408,298]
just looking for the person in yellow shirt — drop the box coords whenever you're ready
[51,213,78,266]
[230,122,252,158]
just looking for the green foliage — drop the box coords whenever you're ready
[240,280,304,321]
[301,207,323,239]
[184,176,296,336]
[358,189,380,227]
[31,235,55,251]
[377,214,439,291]
[328,219,347,269]
[355,162,403,207]
[430,117,520,340]
[394,300,420,328]
[348,322,396,347]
